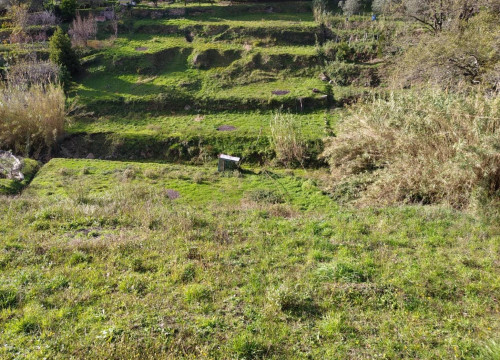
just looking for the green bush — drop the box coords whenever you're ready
[49,26,80,77]
[60,0,77,21]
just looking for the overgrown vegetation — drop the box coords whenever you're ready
[269,111,307,167]
[322,89,499,208]
[390,10,500,91]
[0,83,68,156]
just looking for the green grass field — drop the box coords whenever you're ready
[0,159,499,359]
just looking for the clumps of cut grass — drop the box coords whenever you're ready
[231,334,269,360]
[268,283,319,317]
[321,89,500,209]
[0,83,68,157]
[184,284,212,304]
[318,312,356,339]
[0,287,19,310]
[269,111,307,167]
[247,189,284,204]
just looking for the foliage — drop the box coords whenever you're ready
[49,26,80,76]
[60,0,77,21]
[341,0,363,16]
[0,83,68,157]
[390,10,500,91]
[322,88,500,208]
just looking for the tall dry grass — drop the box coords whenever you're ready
[0,83,67,156]
[321,89,500,208]
[270,111,306,167]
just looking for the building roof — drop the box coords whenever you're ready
[219,154,240,162]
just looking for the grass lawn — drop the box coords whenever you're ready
[0,158,498,359]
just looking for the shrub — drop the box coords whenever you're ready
[68,14,97,47]
[6,59,60,87]
[0,83,68,156]
[49,26,80,76]
[391,10,500,91]
[342,0,362,16]
[60,0,77,21]
[247,189,284,204]
[269,111,306,167]
[321,89,500,208]
[28,11,57,26]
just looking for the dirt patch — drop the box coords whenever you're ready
[135,47,148,51]
[272,90,290,95]
[217,125,237,132]
[165,189,180,200]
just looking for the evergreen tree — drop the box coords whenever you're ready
[49,27,80,78]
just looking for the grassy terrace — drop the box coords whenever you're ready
[68,111,330,138]
[68,3,373,163]
[0,158,498,358]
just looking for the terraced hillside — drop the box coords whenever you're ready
[63,1,381,163]
[1,2,499,359]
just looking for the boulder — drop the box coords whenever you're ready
[0,151,24,181]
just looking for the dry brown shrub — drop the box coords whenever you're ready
[6,58,60,86]
[68,13,97,47]
[321,88,500,208]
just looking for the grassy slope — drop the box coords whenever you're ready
[0,159,499,359]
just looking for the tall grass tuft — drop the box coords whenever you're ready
[269,111,306,167]
[0,83,68,156]
[321,88,500,209]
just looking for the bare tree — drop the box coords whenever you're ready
[372,0,402,14]
[68,13,97,47]
[402,0,493,32]
[110,11,119,38]
[342,0,362,16]
[28,11,57,27]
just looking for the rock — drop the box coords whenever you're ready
[272,90,290,95]
[184,105,192,111]
[165,189,180,200]
[0,151,24,181]
[217,125,237,131]
[185,31,194,43]
[319,72,331,82]
[168,8,185,16]
[86,153,95,159]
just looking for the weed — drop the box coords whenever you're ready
[184,284,212,303]
[0,287,18,309]
[269,111,307,167]
[232,334,268,360]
